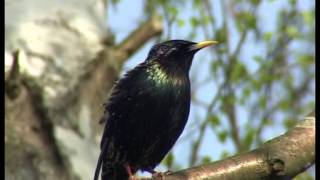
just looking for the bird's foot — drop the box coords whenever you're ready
[146,169,172,180]
[125,164,138,180]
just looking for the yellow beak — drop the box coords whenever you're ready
[189,40,218,51]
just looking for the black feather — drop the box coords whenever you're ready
[94,40,212,180]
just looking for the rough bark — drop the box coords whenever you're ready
[5,0,162,179]
[148,111,315,180]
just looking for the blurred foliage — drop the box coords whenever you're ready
[110,0,314,178]
[163,152,174,169]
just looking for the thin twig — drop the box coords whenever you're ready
[114,15,163,64]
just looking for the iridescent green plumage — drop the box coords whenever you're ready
[146,62,169,84]
[94,40,217,180]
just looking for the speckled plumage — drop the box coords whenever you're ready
[94,40,215,180]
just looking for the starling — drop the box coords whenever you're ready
[94,40,217,180]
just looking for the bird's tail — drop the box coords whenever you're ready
[93,141,129,180]
[101,165,129,180]
[94,140,108,180]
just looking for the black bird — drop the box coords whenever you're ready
[94,40,217,180]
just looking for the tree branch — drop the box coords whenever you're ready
[149,111,315,180]
[114,15,163,64]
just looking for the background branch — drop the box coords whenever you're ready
[114,15,163,64]
[189,84,224,166]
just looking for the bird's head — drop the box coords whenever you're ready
[146,40,218,72]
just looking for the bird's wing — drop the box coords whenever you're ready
[93,138,108,180]
[94,62,148,180]
[101,62,147,117]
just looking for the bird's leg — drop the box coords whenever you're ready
[125,164,137,180]
[146,168,172,179]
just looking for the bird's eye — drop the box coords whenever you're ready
[158,45,169,54]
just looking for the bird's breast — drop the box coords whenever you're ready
[146,62,189,87]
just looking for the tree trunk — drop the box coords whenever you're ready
[5,0,162,179]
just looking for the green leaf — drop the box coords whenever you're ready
[250,0,261,6]
[260,72,273,84]
[210,60,220,74]
[201,16,211,25]
[215,27,226,43]
[192,0,202,8]
[244,128,255,149]
[235,19,244,32]
[302,10,314,26]
[289,0,297,6]
[283,74,294,89]
[218,130,228,143]
[286,25,299,38]
[263,32,273,42]
[297,54,314,68]
[253,55,263,63]
[243,87,251,99]
[239,87,251,105]
[235,11,257,31]
[190,17,200,27]
[220,150,230,159]
[307,101,315,109]
[262,118,273,126]
[221,95,236,107]
[111,0,121,5]
[177,19,185,27]
[246,13,257,29]
[231,61,248,84]
[167,6,178,17]
[252,79,262,91]
[259,96,267,109]
[163,152,174,168]
[201,155,212,164]
[158,0,167,5]
[283,118,296,129]
[209,114,220,126]
[279,99,290,111]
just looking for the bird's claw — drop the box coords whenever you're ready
[151,171,172,180]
